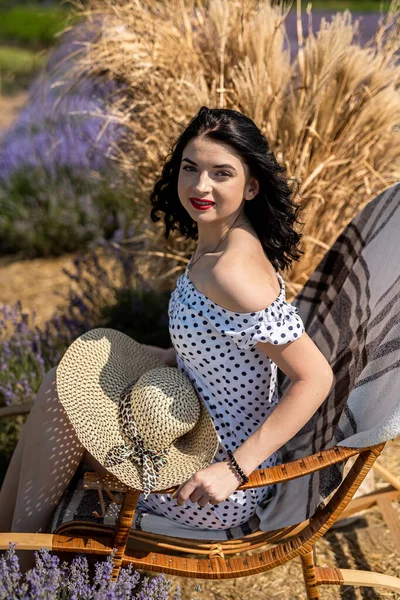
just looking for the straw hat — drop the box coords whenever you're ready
[56,328,219,498]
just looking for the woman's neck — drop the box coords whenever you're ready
[195,214,250,255]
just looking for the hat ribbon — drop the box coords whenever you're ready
[104,382,168,499]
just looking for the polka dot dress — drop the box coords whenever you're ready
[136,258,305,530]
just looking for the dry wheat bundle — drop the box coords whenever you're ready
[63,0,400,295]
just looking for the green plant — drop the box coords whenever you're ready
[0,167,136,257]
[0,46,45,73]
[0,45,46,93]
[0,5,73,47]
[101,287,171,347]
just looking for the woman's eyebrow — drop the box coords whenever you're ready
[181,157,237,172]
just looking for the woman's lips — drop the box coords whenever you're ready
[190,198,215,210]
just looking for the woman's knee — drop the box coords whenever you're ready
[46,365,58,383]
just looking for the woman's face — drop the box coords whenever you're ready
[177,136,259,225]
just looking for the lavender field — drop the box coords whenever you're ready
[0,23,133,257]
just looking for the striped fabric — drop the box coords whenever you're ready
[256,182,400,532]
[51,183,400,540]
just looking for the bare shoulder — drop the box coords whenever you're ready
[209,226,282,313]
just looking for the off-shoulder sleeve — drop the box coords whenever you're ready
[206,300,305,351]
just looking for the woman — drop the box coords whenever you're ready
[0,106,333,538]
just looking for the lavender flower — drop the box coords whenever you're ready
[0,226,170,411]
[113,564,141,599]
[0,233,170,495]
[0,19,124,183]
[0,544,182,599]
[0,302,69,408]
[93,553,115,593]
[136,573,173,600]
[66,555,92,599]
[24,549,65,599]
[0,542,27,599]
[173,583,182,600]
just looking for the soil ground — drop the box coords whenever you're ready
[0,92,27,132]
[0,252,78,327]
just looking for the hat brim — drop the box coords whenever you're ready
[56,328,220,492]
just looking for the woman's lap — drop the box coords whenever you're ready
[79,447,279,531]
[135,450,280,530]
[136,484,273,530]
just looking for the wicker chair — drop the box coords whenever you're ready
[1,442,400,598]
[2,185,400,597]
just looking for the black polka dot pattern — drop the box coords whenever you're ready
[137,265,305,530]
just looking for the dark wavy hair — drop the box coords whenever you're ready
[150,106,303,271]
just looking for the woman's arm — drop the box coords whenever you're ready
[174,333,334,508]
[232,332,334,476]
[200,256,334,473]
[141,344,177,367]
[173,259,334,507]
[164,346,177,367]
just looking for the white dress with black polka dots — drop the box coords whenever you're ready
[136,259,305,530]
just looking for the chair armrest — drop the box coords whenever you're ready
[0,403,32,419]
[84,445,379,495]
[239,445,373,490]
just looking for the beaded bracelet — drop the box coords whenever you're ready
[226,449,249,484]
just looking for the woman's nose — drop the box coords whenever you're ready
[194,171,212,192]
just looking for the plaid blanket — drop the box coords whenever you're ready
[51,183,400,540]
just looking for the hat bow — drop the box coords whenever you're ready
[104,383,168,499]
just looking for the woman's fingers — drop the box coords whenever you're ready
[177,484,216,507]
[197,493,211,508]
[189,487,205,504]
[208,498,220,506]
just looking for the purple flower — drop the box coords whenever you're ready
[0,543,27,598]
[113,564,141,599]
[93,554,115,592]
[0,543,181,599]
[135,573,174,600]
[0,19,124,184]
[0,301,75,408]
[24,549,64,599]
[67,555,92,599]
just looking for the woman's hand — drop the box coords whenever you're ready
[172,461,242,507]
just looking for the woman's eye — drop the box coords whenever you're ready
[182,166,231,177]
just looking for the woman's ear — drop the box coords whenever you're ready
[245,177,259,201]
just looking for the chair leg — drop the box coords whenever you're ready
[300,548,321,599]
[376,496,400,553]
[111,490,141,581]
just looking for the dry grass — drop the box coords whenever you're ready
[61,0,400,296]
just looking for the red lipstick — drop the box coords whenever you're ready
[190,197,215,211]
